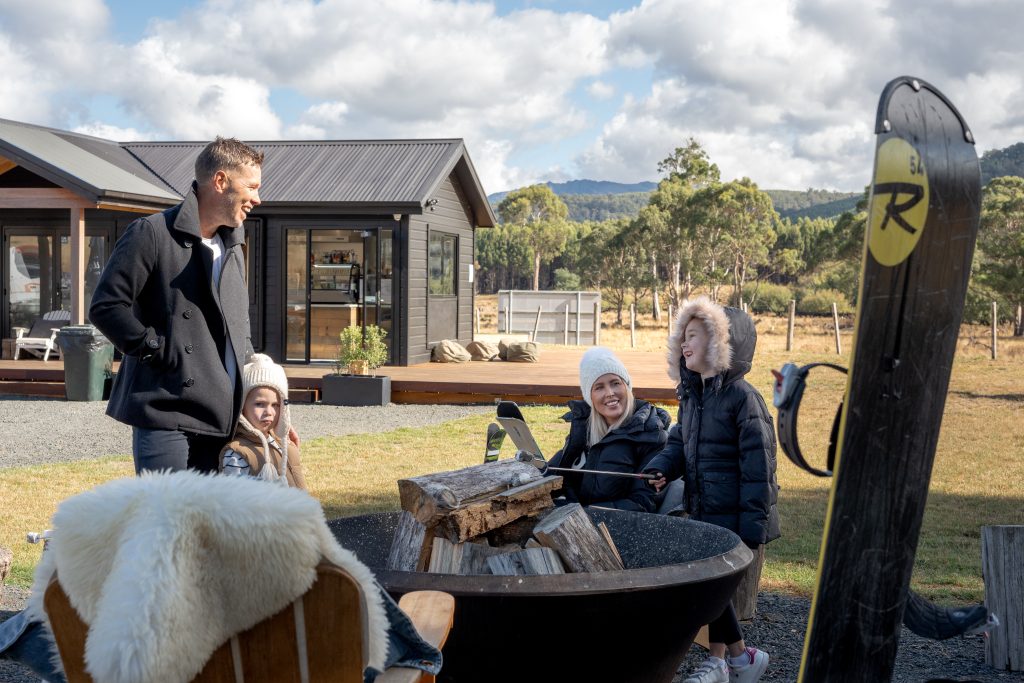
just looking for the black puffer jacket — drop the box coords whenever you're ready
[548,399,670,512]
[644,299,780,545]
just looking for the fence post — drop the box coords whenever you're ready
[740,298,747,314]
[532,306,543,343]
[787,299,796,352]
[575,291,582,345]
[983,525,1024,671]
[475,306,480,335]
[832,302,842,355]
[593,301,600,346]
[992,301,998,360]
[564,305,570,345]
[507,291,514,335]
[630,304,636,348]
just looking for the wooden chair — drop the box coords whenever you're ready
[44,561,454,683]
[13,309,71,360]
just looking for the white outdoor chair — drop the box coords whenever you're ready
[13,309,71,361]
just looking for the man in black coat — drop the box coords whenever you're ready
[90,137,263,473]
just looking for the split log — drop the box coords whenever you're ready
[732,544,765,621]
[487,509,554,547]
[428,537,516,575]
[398,460,544,526]
[983,525,1024,671]
[386,511,433,572]
[436,477,561,543]
[597,522,624,567]
[487,547,566,576]
[532,504,624,572]
[427,537,465,574]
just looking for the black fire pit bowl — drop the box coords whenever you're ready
[328,508,751,683]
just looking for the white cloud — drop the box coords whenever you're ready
[3,0,1024,191]
[0,34,55,122]
[71,123,157,142]
[587,81,615,100]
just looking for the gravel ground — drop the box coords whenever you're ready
[0,397,492,468]
[2,399,1021,681]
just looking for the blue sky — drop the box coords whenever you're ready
[3,0,1023,194]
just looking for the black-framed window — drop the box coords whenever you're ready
[428,231,457,296]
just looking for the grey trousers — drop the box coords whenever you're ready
[131,427,229,474]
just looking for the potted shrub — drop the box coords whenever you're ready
[321,324,391,406]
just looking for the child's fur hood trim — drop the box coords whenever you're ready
[666,296,733,383]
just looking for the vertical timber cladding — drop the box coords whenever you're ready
[798,77,981,681]
[406,174,477,365]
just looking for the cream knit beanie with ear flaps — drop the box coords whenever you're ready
[579,347,631,407]
[242,354,292,482]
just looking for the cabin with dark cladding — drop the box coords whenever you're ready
[0,118,495,367]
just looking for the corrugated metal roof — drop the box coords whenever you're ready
[124,140,460,203]
[0,119,496,225]
[0,119,181,203]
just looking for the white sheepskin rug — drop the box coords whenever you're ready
[25,470,388,683]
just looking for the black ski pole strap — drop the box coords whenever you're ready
[772,362,848,478]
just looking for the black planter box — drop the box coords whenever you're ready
[321,374,391,406]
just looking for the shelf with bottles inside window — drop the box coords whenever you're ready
[311,248,361,304]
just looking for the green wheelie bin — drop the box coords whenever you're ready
[56,325,114,401]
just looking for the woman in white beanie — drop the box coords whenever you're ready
[219,354,307,489]
[545,346,670,511]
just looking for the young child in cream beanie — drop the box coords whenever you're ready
[220,354,307,489]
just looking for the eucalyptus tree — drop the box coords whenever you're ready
[475,223,532,293]
[717,178,779,306]
[644,138,722,308]
[497,184,570,290]
[979,176,1024,335]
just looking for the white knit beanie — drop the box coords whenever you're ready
[242,353,290,442]
[579,347,631,406]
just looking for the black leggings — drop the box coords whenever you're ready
[708,602,743,645]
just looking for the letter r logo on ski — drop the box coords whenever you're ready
[868,138,930,266]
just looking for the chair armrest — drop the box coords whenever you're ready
[374,591,455,683]
[44,575,93,683]
[397,591,454,651]
[13,327,28,339]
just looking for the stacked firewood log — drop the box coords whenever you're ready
[386,460,623,576]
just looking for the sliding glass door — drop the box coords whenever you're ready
[284,226,394,364]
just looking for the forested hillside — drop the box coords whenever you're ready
[766,189,860,220]
[980,142,1024,185]
[560,192,652,221]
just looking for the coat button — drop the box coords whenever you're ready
[183,240,193,248]
[185,344,193,353]
[183,378,195,387]
[183,309,193,319]
[147,338,160,349]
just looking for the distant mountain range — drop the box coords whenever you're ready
[487,179,658,204]
[488,143,1024,223]
[488,181,859,222]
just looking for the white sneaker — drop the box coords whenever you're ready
[684,656,730,683]
[729,647,769,683]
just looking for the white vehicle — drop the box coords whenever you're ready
[9,245,40,304]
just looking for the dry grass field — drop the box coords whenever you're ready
[1,292,1021,603]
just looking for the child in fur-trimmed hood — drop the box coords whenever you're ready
[220,354,307,489]
[645,296,778,683]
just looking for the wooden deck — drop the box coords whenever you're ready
[0,348,678,405]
